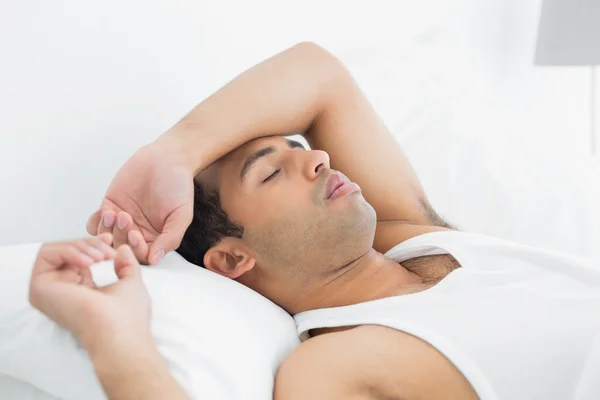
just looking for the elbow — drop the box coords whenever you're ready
[291,41,329,56]
[290,41,345,71]
[289,41,353,89]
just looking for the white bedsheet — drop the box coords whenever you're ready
[0,374,58,400]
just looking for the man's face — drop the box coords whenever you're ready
[203,136,377,288]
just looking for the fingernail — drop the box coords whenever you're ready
[153,249,164,264]
[128,231,138,247]
[103,213,115,228]
[117,215,127,230]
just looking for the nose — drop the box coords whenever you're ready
[300,149,330,180]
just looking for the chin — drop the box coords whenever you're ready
[336,199,377,249]
[350,195,377,224]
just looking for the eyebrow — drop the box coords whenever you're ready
[240,139,305,184]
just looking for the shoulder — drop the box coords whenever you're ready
[274,325,478,400]
[273,326,419,400]
[273,328,366,400]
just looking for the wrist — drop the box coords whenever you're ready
[160,109,256,177]
[155,127,204,176]
[82,323,155,361]
[85,330,188,400]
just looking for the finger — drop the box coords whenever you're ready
[114,245,142,280]
[112,211,132,249]
[148,204,193,265]
[85,235,117,259]
[86,207,103,236]
[35,244,96,274]
[54,267,83,284]
[55,265,94,288]
[97,208,117,236]
[71,238,114,263]
[98,232,114,246]
[112,212,148,264]
[127,230,150,265]
[78,264,96,288]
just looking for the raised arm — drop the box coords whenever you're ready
[164,42,344,174]
[165,42,450,252]
[89,42,450,259]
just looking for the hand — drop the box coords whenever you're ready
[29,234,152,350]
[86,136,195,265]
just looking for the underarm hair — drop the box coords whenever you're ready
[421,199,457,230]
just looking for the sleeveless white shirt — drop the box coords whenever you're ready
[294,231,600,400]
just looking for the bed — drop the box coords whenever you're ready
[1,1,599,399]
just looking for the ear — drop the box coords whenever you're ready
[203,238,256,279]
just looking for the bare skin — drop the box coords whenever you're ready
[275,325,478,400]
[194,136,450,315]
[174,44,476,399]
[86,42,478,399]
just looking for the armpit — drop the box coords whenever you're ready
[420,199,457,230]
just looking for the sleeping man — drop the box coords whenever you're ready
[30,43,600,399]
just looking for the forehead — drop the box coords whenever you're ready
[227,135,290,164]
[220,135,291,175]
[198,136,291,190]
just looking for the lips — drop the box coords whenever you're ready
[324,172,350,199]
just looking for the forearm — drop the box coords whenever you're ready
[162,42,350,175]
[88,334,190,400]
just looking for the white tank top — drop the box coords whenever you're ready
[294,231,600,400]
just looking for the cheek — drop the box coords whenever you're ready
[276,183,310,204]
[227,183,317,231]
[259,185,314,219]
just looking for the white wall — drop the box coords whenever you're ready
[595,67,600,153]
[0,0,597,254]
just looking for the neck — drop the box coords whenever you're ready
[286,248,424,315]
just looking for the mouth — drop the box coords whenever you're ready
[324,172,359,200]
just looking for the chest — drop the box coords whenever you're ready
[400,253,461,282]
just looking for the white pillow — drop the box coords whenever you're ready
[0,243,299,400]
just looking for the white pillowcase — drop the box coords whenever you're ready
[0,243,300,400]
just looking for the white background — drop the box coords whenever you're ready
[1,0,598,257]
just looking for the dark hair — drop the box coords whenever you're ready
[176,180,244,268]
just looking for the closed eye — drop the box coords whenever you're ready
[262,169,280,183]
